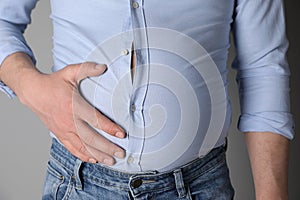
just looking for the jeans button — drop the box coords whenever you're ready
[131,179,143,189]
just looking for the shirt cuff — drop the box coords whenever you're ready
[0,81,15,99]
[238,112,295,140]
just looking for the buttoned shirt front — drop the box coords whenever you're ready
[0,0,294,172]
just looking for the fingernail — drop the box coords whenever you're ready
[114,151,125,159]
[89,158,97,164]
[104,158,114,166]
[116,132,125,138]
[95,64,107,71]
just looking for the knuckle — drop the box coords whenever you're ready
[91,111,102,128]
[63,65,76,77]
[64,64,81,82]
[83,135,96,147]
[89,115,99,128]
[104,124,116,135]
[56,133,90,162]
[98,141,115,155]
[82,62,96,68]
[97,117,110,132]
[77,144,87,155]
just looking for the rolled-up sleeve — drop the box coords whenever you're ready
[0,0,37,98]
[232,0,294,139]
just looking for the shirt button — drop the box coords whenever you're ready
[121,49,129,56]
[130,104,136,112]
[127,156,134,164]
[132,2,139,9]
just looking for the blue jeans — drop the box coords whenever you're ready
[42,139,234,200]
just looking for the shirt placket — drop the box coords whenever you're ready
[126,0,150,171]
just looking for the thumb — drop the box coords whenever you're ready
[71,62,107,83]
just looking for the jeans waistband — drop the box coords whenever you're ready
[50,138,227,198]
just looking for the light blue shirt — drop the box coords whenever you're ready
[0,0,294,172]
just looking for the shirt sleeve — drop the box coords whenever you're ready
[0,0,38,99]
[232,0,295,139]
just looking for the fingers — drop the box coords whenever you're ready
[59,129,122,166]
[75,119,126,159]
[59,132,96,163]
[76,62,107,83]
[74,92,126,138]
[62,62,107,85]
[71,90,126,165]
[84,144,115,166]
[56,62,126,165]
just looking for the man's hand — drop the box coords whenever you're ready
[245,132,289,200]
[0,53,126,165]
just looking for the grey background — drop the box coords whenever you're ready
[0,1,299,199]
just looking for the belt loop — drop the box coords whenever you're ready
[173,169,187,198]
[73,159,83,190]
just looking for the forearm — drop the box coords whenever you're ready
[0,52,41,100]
[245,132,289,200]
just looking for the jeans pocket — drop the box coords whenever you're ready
[42,157,70,200]
[187,159,234,200]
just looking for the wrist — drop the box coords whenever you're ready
[256,192,288,200]
[16,67,44,105]
[0,52,42,102]
[254,176,288,200]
